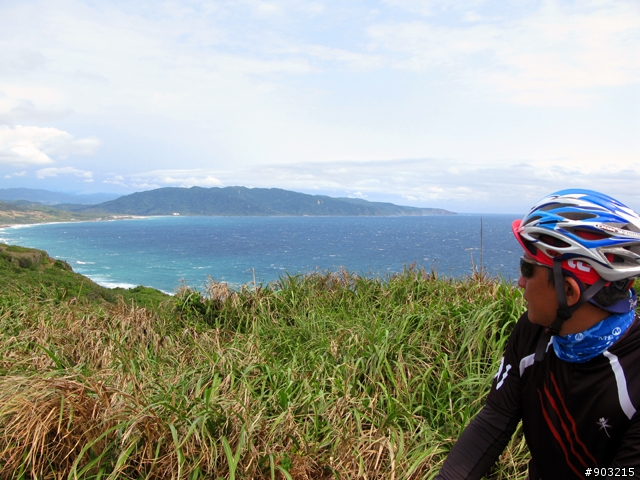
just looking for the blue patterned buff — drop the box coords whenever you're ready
[553,309,636,363]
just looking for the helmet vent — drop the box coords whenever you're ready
[570,228,610,240]
[536,234,571,249]
[523,215,542,226]
[558,211,598,221]
[538,203,561,212]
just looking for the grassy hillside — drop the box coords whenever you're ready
[0,251,529,478]
[65,186,455,216]
[0,243,169,309]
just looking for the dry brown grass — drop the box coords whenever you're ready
[0,271,528,479]
[0,376,118,478]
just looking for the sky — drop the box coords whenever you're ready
[0,0,638,213]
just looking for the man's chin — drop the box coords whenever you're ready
[526,315,550,328]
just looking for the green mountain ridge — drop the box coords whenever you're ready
[63,186,455,216]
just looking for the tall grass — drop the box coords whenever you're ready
[0,268,528,479]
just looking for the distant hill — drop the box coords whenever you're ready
[0,188,120,205]
[0,200,103,225]
[62,186,455,216]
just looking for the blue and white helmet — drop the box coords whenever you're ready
[512,189,640,283]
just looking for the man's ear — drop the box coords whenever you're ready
[564,277,582,307]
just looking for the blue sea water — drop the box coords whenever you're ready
[0,215,522,293]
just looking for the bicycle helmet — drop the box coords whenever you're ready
[512,189,640,361]
[512,189,640,283]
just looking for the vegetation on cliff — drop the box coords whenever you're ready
[0,244,527,478]
[0,243,169,309]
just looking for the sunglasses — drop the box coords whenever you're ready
[519,256,547,278]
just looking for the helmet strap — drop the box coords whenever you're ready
[534,259,607,362]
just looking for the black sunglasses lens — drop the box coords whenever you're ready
[520,259,534,278]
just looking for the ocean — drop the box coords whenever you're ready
[1,214,522,293]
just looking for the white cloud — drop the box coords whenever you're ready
[0,84,71,123]
[368,1,640,105]
[0,85,63,108]
[4,170,26,178]
[253,1,283,16]
[103,174,126,187]
[293,45,385,71]
[0,125,100,166]
[105,169,224,189]
[381,0,435,16]
[349,191,367,198]
[36,167,94,182]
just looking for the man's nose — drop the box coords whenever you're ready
[517,275,527,288]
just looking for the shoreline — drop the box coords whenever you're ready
[0,214,148,231]
[0,215,169,294]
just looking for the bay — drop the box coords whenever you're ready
[1,214,522,293]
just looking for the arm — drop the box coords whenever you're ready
[436,315,530,479]
[434,403,520,480]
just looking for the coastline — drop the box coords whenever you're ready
[0,215,163,294]
[0,215,147,232]
[1,218,175,295]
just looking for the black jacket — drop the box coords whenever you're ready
[436,313,640,479]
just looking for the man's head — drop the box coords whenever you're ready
[514,190,640,335]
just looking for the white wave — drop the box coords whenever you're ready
[87,275,174,295]
[95,280,139,289]
[7,221,72,230]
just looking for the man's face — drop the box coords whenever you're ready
[518,255,559,327]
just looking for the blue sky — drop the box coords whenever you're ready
[0,0,638,213]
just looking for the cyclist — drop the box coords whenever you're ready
[436,189,640,479]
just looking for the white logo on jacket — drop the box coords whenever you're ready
[597,417,612,438]
[494,357,512,390]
